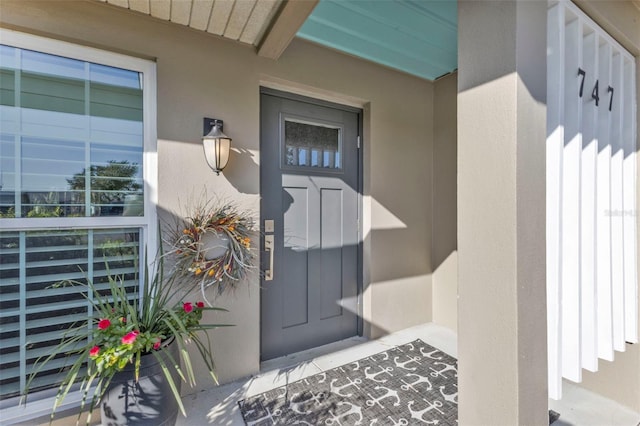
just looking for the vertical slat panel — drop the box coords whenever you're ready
[596,42,615,361]
[561,16,583,383]
[610,51,626,352]
[546,2,564,400]
[548,1,638,399]
[623,57,638,343]
[580,29,598,371]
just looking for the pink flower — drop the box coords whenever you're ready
[196,301,205,309]
[97,319,111,330]
[89,346,100,358]
[183,302,193,313]
[121,330,139,345]
[153,339,162,350]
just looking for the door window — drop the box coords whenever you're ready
[283,118,342,170]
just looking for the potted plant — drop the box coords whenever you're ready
[22,251,229,425]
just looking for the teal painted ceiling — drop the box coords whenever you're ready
[297,0,458,81]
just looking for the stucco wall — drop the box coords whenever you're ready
[432,73,458,333]
[457,1,548,423]
[0,0,434,400]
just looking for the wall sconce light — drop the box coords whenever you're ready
[202,117,231,175]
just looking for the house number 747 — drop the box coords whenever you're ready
[578,67,614,111]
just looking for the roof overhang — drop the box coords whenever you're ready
[93,0,318,60]
[93,0,458,81]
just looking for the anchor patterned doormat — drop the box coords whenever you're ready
[238,340,458,425]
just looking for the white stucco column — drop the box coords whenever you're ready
[457,1,548,424]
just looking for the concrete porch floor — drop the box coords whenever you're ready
[176,323,640,426]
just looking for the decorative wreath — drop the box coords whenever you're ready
[168,199,256,296]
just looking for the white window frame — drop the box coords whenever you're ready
[0,29,157,424]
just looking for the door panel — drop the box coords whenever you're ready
[260,91,360,360]
[320,188,344,320]
[281,186,309,328]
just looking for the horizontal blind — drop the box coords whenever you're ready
[546,0,638,400]
[0,228,140,400]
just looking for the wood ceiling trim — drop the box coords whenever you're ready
[107,0,129,8]
[258,0,319,59]
[129,0,150,14]
[224,0,257,40]
[170,0,192,26]
[208,0,234,36]
[149,0,170,20]
[189,0,214,31]
[93,0,307,56]
[240,0,281,45]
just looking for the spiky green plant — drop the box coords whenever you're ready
[22,250,230,425]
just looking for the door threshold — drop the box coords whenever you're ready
[260,335,366,373]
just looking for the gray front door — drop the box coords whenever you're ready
[260,89,360,360]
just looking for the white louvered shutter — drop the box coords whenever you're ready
[546,0,638,400]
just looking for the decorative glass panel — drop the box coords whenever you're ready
[284,120,341,170]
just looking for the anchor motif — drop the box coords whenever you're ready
[420,346,445,360]
[365,385,401,408]
[401,373,434,392]
[330,376,362,397]
[363,365,394,383]
[408,399,445,423]
[393,355,421,371]
[316,372,328,384]
[429,361,457,379]
[275,387,288,399]
[325,402,363,425]
[246,407,283,425]
[386,417,410,426]
[371,351,389,362]
[439,384,458,404]
[350,360,361,371]
[288,390,326,415]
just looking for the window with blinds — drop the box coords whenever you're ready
[0,30,156,406]
[0,45,144,218]
[0,229,140,399]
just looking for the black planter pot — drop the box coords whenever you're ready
[100,341,181,426]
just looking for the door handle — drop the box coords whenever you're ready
[264,234,274,281]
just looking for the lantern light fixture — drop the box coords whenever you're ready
[202,117,231,175]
